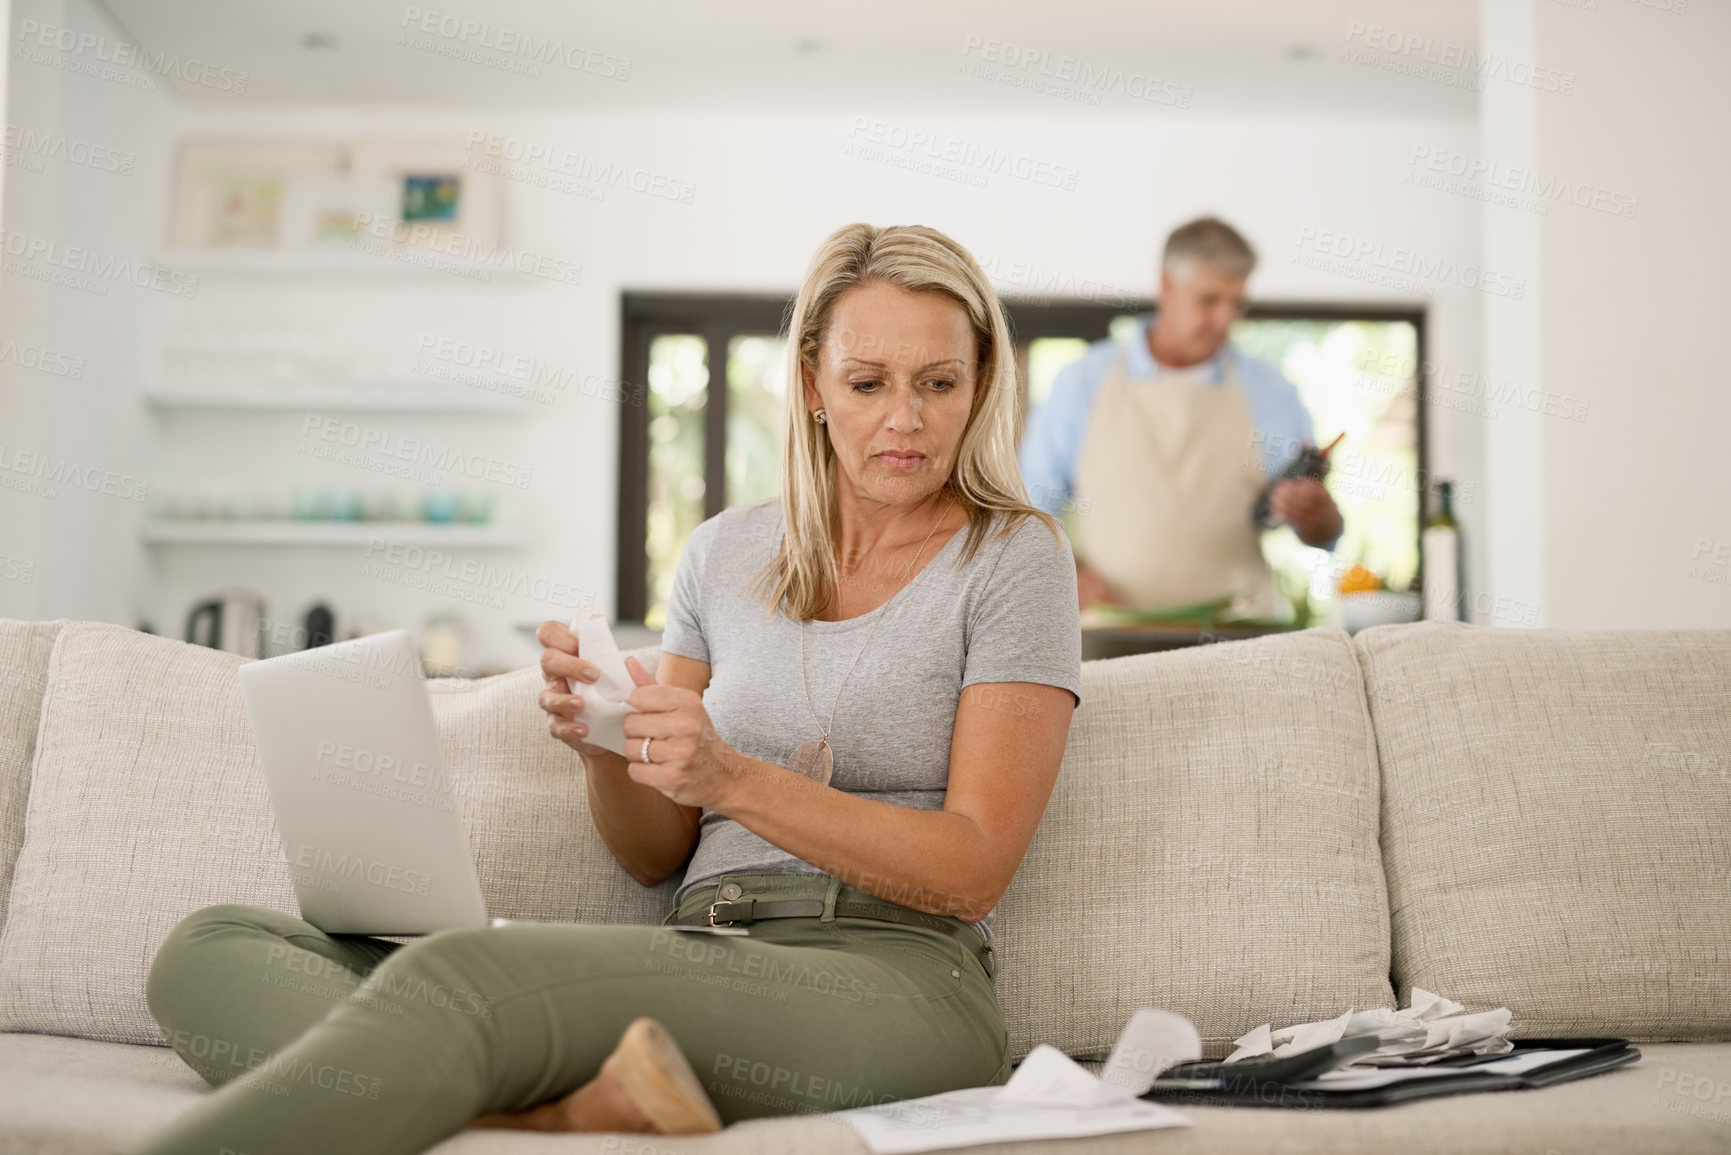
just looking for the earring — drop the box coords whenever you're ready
[813,408,827,424]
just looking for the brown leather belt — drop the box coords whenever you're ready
[671,896,995,978]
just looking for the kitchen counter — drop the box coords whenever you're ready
[1080,621,1296,661]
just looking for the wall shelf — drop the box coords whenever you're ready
[143,387,532,414]
[155,249,532,283]
[141,519,526,547]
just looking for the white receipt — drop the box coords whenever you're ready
[566,611,640,756]
[836,1009,1198,1154]
[1003,1009,1202,1107]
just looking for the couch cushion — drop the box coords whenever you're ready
[0,622,676,1045]
[1358,622,1731,1040]
[993,627,1395,1062]
[6,1031,1728,1154]
[0,618,70,934]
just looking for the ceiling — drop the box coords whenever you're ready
[96,0,1479,117]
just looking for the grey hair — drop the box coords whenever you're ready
[1162,216,1257,281]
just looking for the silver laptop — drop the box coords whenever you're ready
[238,629,488,935]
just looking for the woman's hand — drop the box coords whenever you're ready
[619,657,740,810]
[539,624,709,887]
[535,619,616,761]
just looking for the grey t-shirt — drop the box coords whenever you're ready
[659,498,1083,942]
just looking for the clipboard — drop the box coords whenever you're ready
[1143,1038,1641,1110]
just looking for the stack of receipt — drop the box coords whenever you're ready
[1224,987,1514,1068]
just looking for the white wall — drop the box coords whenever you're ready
[1479,0,1547,631]
[1480,0,1731,629]
[0,0,178,627]
[1,0,1486,665]
[1537,0,1731,627]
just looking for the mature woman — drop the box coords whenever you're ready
[132,222,1081,1154]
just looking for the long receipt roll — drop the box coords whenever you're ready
[568,612,640,756]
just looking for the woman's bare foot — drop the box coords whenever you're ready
[468,1057,653,1132]
[468,1018,722,1134]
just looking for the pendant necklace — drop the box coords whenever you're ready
[788,498,952,787]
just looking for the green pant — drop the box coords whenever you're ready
[130,871,1010,1155]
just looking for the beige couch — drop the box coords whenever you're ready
[1,617,1727,1154]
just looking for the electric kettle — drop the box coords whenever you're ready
[185,589,267,658]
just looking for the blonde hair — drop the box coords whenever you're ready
[750,222,1063,622]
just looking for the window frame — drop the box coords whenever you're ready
[618,293,791,622]
[619,291,1427,624]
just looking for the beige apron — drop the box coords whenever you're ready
[1071,349,1278,616]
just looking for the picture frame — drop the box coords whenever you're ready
[350,139,503,250]
[278,174,399,250]
[170,138,503,252]
[170,140,348,249]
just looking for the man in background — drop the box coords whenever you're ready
[1020,216,1342,615]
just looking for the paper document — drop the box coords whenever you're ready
[1293,1048,1593,1091]
[1465,1048,1591,1076]
[836,1009,1199,1154]
[837,1090,1188,1155]
[1296,1066,1481,1092]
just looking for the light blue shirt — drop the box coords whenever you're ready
[1019,313,1338,550]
